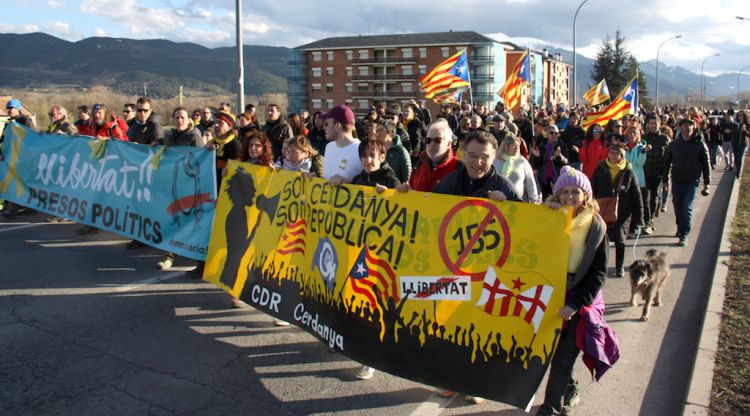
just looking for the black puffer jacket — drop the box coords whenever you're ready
[351,165,401,189]
[128,113,163,145]
[642,131,670,179]
[433,165,522,201]
[591,161,643,228]
[663,132,710,186]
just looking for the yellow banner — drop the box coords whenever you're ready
[205,160,570,408]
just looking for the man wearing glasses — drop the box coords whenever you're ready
[398,119,459,192]
[127,97,163,145]
[197,107,213,134]
[122,103,136,131]
[530,125,569,199]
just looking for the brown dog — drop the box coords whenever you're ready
[629,249,670,321]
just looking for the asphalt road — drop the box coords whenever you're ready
[0,167,734,416]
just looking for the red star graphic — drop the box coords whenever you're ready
[512,277,525,291]
[281,233,288,242]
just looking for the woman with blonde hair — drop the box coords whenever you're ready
[493,135,540,203]
[283,135,324,177]
[536,166,618,415]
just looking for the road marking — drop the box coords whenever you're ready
[0,223,46,233]
[408,391,458,416]
[113,271,188,292]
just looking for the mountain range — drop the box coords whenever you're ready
[0,32,745,103]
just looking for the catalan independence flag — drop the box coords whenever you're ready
[348,245,399,309]
[583,79,610,106]
[420,49,471,100]
[582,77,639,129]
[497,51,531,110]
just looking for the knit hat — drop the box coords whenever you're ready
[214,111,237,128]
[553,166,593,198]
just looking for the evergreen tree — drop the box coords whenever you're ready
[590,30,651,108]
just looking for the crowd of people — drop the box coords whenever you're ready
[1,95,748,414]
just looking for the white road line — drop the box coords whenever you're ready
[112,271,188,292]
[40,240,129,248]
[408,391,458,416]
[0,223,47,233]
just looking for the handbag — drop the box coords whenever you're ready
[596,174,625,225]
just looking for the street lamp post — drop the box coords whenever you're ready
[235,0,245,113]
[700,53,720,108]
[737,16,749,21]
[738,65,750,106]
[655,35,682,109]
[572,0,590,108]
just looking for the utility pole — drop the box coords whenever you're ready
[236,0,245,113]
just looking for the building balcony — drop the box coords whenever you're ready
[471,54,494,63]
[351,56,417,65]
[351,90,418,98]
[351,74,418,82]
[470,75,494,82]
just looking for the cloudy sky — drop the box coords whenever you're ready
[3,0,749,76]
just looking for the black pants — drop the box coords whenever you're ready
[608,220,627,270]
[629,187,648,234]
[644,176,662,226]
[538,315,581,414]
[734,145,747,178]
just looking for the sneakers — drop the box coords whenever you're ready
[126,240,146,249]
[661,206,668,213]
[356,365,375,380]
[46,216,71,223]
[643,226,654,235]
[157,255,174,270]
[613,268,625,278]
[465,395,485,404]
[678,238,687,247]
[562,386,581,414]
[274,319,290,326]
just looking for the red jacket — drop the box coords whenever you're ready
[409,149,460,192]
[77,116,129,141]
[579,139,608,179]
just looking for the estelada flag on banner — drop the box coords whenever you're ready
[583,79,611,106]
[582,76,639,129]
[497,50,531,110]
[420,49,471,100]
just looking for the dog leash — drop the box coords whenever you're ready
[632,228,641,262]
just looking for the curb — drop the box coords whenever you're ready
[683,169,743,415]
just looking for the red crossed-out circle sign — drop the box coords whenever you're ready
[438,199,512,281]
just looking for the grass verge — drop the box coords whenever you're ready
[711,155,750,415]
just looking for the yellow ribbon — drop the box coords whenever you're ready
[88,139,108,159]
[150,146,167,171]
[0,124,28,197]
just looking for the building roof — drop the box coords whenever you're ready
[296,31,497,50]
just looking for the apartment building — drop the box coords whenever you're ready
[288,31,571,117]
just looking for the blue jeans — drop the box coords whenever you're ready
[672,182,697,238]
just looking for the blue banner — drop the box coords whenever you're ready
[0,123,216,260]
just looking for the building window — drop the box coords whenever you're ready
[326,51,334,61]
[345,99,353,105]
[311,83,322,92]
[312,68,322,77]
[326,67,334,76]
[358,66,369,76]
[402,48,413,58]
[358,83,368,92]
[345,83,353,93]
[312,52,322,62]
[326,83,334,93]
[346,67,353,77]
[402,65,413,76]
[326,99,334,109]
[418,65,427,75]
[358,49,369,60]
[401,83,412,93]
[419,48,427,58]
[358,99,369,109]
[441,47,449,58]
[312,99,322,109]
[346,50,353,60]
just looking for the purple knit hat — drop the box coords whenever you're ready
[553,166,593,198]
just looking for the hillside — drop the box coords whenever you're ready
[0,32,288,98]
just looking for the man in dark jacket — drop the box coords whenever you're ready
[439,103,458,133]
[403,103,427,157]
[530,125,569,200]
[663,118,710,247]
[262,103,293,160]
[560,112,585,171]
[641,115,670,233]
[434,130,522,202]
[128,97,163,145]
